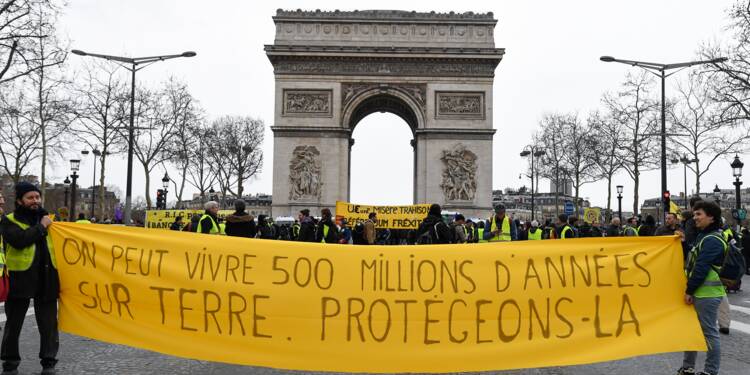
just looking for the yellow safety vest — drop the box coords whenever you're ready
[3,213,57,271]
[219,223,226,235]
[477,228,487,243]
[196,214,220,235]
[687,232,727,298]
[489,216,512,242]
[320,224,333,243]
[560,225,573,239]
[75,219,91,224]
[528,228,542,240]
[623,226,639,237]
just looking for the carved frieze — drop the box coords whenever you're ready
[272,58,498,78]
[283,89,332,117]
[289,145,322,201]
[435,91,485,119]
[440,144,478,202]
[341,82,426,109]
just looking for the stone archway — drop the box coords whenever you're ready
[266,9,504,218]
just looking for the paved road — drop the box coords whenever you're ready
[4,275,750,374]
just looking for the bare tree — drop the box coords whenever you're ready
[213,115,264,198]
[589,110,625,220]
[669,71,750,194]
[560,113,598,214]
[71,61,127,218]
[184,123,217,204]
[162,80,202,207]
[0,84,39,183]
[0,0,61,84]
[603,71,660,214]
[537,113,571,216]
[22,1,71,202]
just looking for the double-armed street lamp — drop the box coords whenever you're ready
[520,146,546,220]
[600,55,728,223]
[69,159,81,222]
[671,155,698,209]
[71,49,196,225]
[616,185,624,222]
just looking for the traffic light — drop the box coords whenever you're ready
[156,189,165,209]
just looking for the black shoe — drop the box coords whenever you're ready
[677,368,696,375]
[719,327,730,335]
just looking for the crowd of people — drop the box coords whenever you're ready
[0,179,747,375]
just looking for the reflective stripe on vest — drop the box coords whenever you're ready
[321,224,330,243]
[4,213,57,271]
[560,225,573,239]
[687,232,727,298]
[196,214,219,235]
[489,216,512,242]
[75,219,91,224]
[528,228,542,240]
[624,227,639,236]
[477,228,487,243]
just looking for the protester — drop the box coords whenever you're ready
[590,220,604,237]
[290,220,300,241]
[352,221,367,245]
[316,208,339,243]
[465,220,477,243]
[74,213,91,224]
[417,203,451,244]
[224,200,256,238]
[678,201,725,375]
[296,209,316,242]
[364,212,377,245]
[743,225,750,275]
[0,182,59,374]
[476,221,487,243]
[169,216,183,231]
[527,220,542,240]
[197,201,221,235]
[517,221,530,241]
[606,218,621,237]
[483,204,517,242]
[557,214,574,239]
[655,213,681,236]
[623,217,639,236]
[338,219,352,244]
[568,216,580,237]
[256,215,276,240]
[638,214,657,236]
[453,214,468,243]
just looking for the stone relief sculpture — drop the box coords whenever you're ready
[284,91,331,114]
[440,144,478,201]
[438,94,482,114]
[289,146,322,200]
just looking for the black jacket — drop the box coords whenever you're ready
[316,217,339,243]
[606,224,621,237]
[417,215,451,244]
[298,216,317,242]
[0,206,59,301]
[199,211,219,234]
[225,212,256,238]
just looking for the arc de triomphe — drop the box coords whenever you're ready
[265,9,505,218]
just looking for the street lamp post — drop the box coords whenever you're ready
[713,184,722,212]
[71,49,196,225]
[671,155,698,209]
[63,177,70,209]
[731,154,744,228]
[600,55,727,223]
[520,146,546,221]
[81,148,108,219]
[162,172,170,210]
[69,159,81,222]
[616,185,624,222]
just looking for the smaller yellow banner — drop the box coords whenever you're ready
[335,201,431,229]
[144,209,234,230]
[583,208,601,224]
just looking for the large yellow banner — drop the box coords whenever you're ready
[335,201,432,229]
[50,224,705,373]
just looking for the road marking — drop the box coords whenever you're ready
[731,304,750,316]
[0,308,35,323]
[731,321,750,335]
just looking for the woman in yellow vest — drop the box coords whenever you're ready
[0,182,60,373]
[483,205,516,242]
[196,201,221,235]
[527,220,542,240]
[678,201,725,375]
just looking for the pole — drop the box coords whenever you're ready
[124,63,136,225]
[617,194,622,222]
[660,70,668,223]
[91,156,96,219]
[531,150,535,221]
[64,188,68,209]
[683,161,688,210]
[70,172,78,222]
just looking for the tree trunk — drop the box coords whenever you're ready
[40,128,47,205]
[633,168,640,215]
[98,154,107,220]
[606,175,613,222]
[38,62,46,204]
[143,163,152,209]
[694,159,701,194]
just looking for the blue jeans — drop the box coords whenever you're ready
[683,297,721,374]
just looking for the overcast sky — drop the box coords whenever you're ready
[55,0,742,212]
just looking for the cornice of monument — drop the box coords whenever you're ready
[273,9,497,24]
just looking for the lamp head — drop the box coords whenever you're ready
[181,51,197,57]
[731,154,744,178]
[71,49,87,56]
[64,177,71,186]
[616,185,623,194]
[600,56,615,62]
[520,150,531,157]
[70,159,81,172]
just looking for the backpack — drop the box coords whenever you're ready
[719,236,747,288]
[417,222,443,245]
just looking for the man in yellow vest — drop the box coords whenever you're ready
[557,214,574,239]
[678,201,725,375]
[623,217,639,237]
[74,213,91,224]
[476,221,487,243]
[197,201,221,235]
[528,220,542,240]
[483,204,516,242]
[316,208,339,243]
[0,182,59,374]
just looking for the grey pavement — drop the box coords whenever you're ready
[4,275,750,375]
